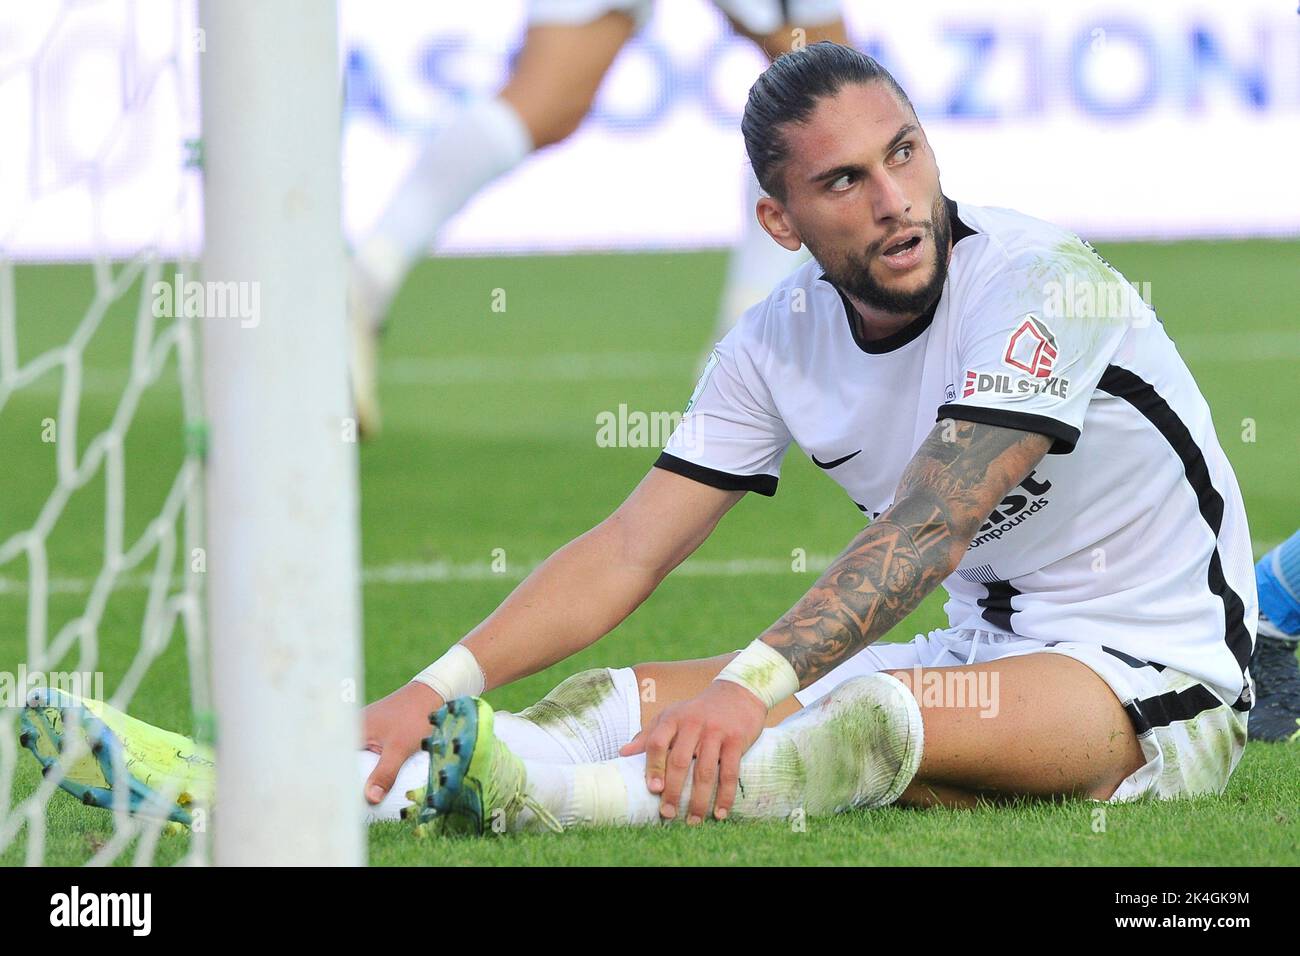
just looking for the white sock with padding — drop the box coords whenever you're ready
[359,666,642,823]
[359,749,430,823]
[511,666,642,763]
[517,672,925,830]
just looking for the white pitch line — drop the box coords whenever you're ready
[382,352,697,385]
[381,332,1300,384]
[362,553,840,585]
[0,553,841,598]
[16,329,1300,399]
[15,352,699,397]
[0,542,1281,598]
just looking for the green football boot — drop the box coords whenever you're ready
[19,687,214,825]
[407,696,562,836]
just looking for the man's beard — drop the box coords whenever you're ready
[813,193,951,316]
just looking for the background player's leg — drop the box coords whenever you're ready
[497,13,638,152]
[889,653,1147,804]
[354,12,635,324]
[349,13,636,433]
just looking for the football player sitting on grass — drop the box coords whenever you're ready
[22,45,1296,837]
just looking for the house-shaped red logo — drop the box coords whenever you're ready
[1002,315,1058,378]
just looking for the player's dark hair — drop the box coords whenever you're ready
[742,42,914,202]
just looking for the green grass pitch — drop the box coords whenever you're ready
[1,240,1297,865]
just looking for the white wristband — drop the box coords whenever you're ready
[716,639,800,710]
[411,644,485,701]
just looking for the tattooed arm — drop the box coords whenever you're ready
[761,420,1053,687]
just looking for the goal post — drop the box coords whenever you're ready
[200,0,364,866]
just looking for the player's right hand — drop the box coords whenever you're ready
[362,681,444,804]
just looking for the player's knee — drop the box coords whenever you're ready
[1086,742,1147,800]
[522,667,616,719]
[822,672,918,716]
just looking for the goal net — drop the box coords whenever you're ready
[0,0,363,866]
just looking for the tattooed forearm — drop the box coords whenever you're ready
[762,420,1053,686]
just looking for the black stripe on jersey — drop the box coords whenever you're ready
[1123,682,1242,737]
[1097,364,1254,692]
[978,578,1020,634]
[1102,645,1166,672]
[653,452,778,497]
[935,403,1080,455]
[957,563,1001,584]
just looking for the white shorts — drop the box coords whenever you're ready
[792,627,1249,803]
[528,0,842,35]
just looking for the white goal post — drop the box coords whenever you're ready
[200,0,363,866]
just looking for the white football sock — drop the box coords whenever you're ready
[359,666,641,823]
[712,164,811,337]
[511,666,642,762]
[517,672,924,830]
[359,748,430,823]
[354,96,533,325]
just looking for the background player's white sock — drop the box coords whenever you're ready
[520,672,925,830]
[711,165,811,339]
[353,96,533,326]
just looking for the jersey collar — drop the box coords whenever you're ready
[820,196,978,355]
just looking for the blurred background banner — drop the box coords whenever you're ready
[4,0,1298,261]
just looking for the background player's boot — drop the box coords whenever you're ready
[347,236,407,440]
[19,687,215,824]
[413,696,563,836]
[1248,628,1300,742]
[1250,533,1300,742]
[347,264,385,439]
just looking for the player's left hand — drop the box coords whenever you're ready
[619,679,767,824]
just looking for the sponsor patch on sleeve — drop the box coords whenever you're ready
[1002,315,1058,378]
[963,369,1070,399]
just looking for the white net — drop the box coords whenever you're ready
[0,1,209,865]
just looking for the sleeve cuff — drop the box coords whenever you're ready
[936,403,1080,455]
[653,452,778,496]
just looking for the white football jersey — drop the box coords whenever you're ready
[659,199,1256,707]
